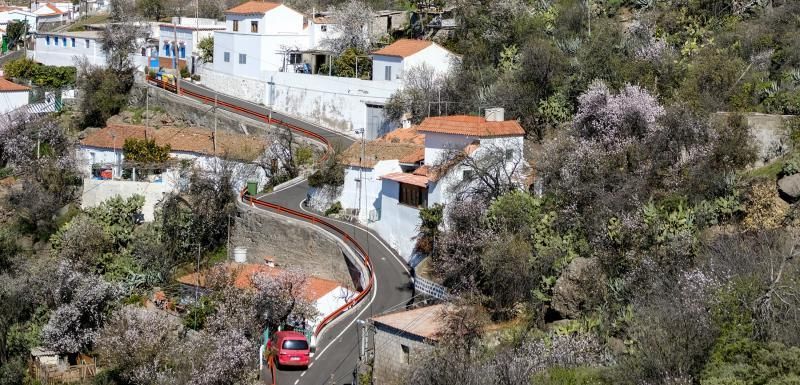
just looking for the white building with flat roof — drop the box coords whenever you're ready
[157,18,225,72]
[28,31,106,66]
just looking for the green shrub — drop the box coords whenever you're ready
[324,201,342,216]
[295,145,314,166]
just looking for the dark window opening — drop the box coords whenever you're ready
[399,182,427,208]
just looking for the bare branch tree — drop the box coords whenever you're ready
[322,0,373,55]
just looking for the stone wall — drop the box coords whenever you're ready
[129,83,268,136]
[231,205,357,286]
[372,326,431,385]
[717,112,797,167]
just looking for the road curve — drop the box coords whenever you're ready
[175,81,414,385]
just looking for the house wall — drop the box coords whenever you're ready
[28,35,105,66]
[372,325,432,385]
[341,160,402,222]
[81,178,173,222]
[404,44,456,77]
[214,5,311,75]
[426,134,524,207]
[373,179,420,261]
[0,11,38,32]
[371,54,403,82]
[0,90,29,114]
[198,66,400,137]
[311,286,356,326]
[159,26,194,61]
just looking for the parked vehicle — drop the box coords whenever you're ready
[267,331,310,369]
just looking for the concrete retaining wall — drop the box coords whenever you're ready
[232,204,357,286]
[197,66,400,137]
[81,178,170,221]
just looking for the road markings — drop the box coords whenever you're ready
[298,199,411,275]
[294,380,299,385]
[314,270,378,360]
[300,372,306,377]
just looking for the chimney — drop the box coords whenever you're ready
[485,107,505,122]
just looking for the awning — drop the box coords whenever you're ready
[381,172,429,188]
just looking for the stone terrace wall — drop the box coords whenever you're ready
[232,205,358,287]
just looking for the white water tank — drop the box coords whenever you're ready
[233,247,247,263]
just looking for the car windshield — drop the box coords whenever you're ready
[282,339,309,350]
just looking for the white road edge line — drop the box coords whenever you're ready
[298,199,410,275]
[314,270,377,360]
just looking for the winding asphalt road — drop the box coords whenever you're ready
[177,82,414,385]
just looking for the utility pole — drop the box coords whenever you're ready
[213,92,218,153]
[173,6,182,94]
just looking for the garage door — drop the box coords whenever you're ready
[366,104,391,140]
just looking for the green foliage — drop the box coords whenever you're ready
[86,195,145,248]
[5,20,28,50]
[308,158,344,188]
[198,36,214,63]
[533,366,611,385]
[324,201,342,216]
[3,58,76,89]
[137,0,165,20]
[294,145,314,166]
[183,296,214,330]
[122,138,171,164]
[179,65,190,79]
[702,340,800,385]
[416,203,444,254]
[319,48,372,79]
[76,65,134,129]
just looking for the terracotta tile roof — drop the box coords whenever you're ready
[417,115,525,137]
[37,3,65,15]
[372,39,433,58]
[381,126,425,145]
[225,1,281,15]
[176,262,343,302]
[340,141,424,168]
[0,78,30,92]
[371,304,447,340]
[80,124,265,160]
[380,172,428,187]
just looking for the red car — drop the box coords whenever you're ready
[268,331,310,369]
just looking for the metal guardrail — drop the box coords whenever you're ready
[414,276,449,300]
[151,78,374,341]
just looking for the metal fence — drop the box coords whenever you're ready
[414,276,449,300]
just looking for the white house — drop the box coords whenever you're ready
[28,31,106,66]
[78,124,268,221]
[32,3,69,26]
[157,18,225,72]
[0,8,38,33]
[0,78,30,113]
[371,39,458,82]
[177,262,356,333]
[334,109,526,260]
[213,1,312,78]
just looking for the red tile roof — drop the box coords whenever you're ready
[372,39,434,58]
[0,78,30,92]
[417,115,525,137]
[177,263,343,302]
[381,172,428,187]
[37,3,65,15]
[340,141,424,168]
[381,126,425,145]
[80,124,265,160]
[225,1,281,15]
